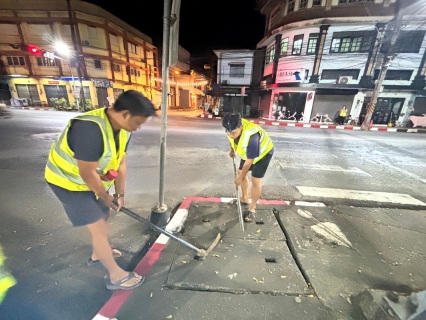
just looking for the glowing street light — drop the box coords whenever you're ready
[54,41,71,57]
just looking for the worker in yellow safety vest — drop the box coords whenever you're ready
[339,106,347,125]
[222,113,274,222]
[0,245,16,304]
[45,90,156,291]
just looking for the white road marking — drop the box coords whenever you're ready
[32,132,60,139]
[279,162,371,176]
[296,186,426,206]
[311,222,352,247]
[371,159,426,184]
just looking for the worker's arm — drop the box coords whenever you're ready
[229,143,235,158]
[114,154,127,194]
[235,159,254,186]
[77,160,115,207]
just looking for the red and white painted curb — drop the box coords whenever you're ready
[199,114,426,133]
[92,196,324,320]
[6,106,51,111]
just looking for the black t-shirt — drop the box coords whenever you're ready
[67,120,130,161]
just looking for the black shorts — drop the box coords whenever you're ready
[239,153,273,178]
[48,182,110,227]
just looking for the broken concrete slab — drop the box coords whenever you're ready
[166,238,310,295]
[184,206,286,240]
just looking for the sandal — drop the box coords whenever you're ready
[231,199,249,206]
[87,248,123,266]
[243,210,255,222]
[106,272,145,291]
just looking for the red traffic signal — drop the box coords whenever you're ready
[20,44,43,55]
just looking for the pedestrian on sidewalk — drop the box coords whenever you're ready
[222,113,274,222]
[339,106,347,125]
[45,90,156,291]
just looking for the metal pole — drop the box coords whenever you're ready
[159,0,171,207]
[70,67,79,111]
[66,0,85,112]
[150,0,172,227]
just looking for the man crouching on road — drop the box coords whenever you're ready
[45,90,156,291]
[222,113,274,222]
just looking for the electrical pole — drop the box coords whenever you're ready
[150,0,174,227]
[66,0,86,112]
[361,0,402,130]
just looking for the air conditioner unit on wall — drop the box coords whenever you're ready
[82,40,91,46]
[337,76,353,84]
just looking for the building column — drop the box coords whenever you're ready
[411,46,426,89]
[309,25,329,83]
[271,34,282,84]
[359,23,387,88]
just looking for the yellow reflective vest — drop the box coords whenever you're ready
[340,109,347,117]
[45,108,130,191]
[0,246,16,304]
[227,119,274,164]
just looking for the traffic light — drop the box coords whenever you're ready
[15,44,43,55]
[23,44,43,55]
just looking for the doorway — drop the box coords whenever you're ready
[44,85,69,109]
[16,84,42,106]
[372,98,405,125]
[96,87,109,108]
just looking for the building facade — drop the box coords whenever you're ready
[213,49,264,116]
[157,45,208,109]
[0,0,160,109]
[256,0,426,126]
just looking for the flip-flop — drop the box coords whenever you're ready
[87,249,123,266]
[231,199,249,206]
[243,210,255,222]
[106,272,145,291]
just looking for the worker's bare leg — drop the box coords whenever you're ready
[87,218,141,286]
[249,177,262,213]
[239,170,249,204]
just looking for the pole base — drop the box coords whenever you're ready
[150,204,171,228]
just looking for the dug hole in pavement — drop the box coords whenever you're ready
[95,197,426,320]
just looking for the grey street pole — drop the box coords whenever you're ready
[150,0,172,227]
[66,0,85,112]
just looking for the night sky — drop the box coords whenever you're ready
[84,0,265,56]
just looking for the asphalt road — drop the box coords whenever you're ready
[0,109,425,319]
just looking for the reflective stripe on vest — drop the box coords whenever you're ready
[45,108,130,191]
[227,119,274,164]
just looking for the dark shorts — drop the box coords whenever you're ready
[48,182,110,227]
[239,152,273,178]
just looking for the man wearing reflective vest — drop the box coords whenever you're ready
[45,90,156,291]
[0,244,16,304]
[222,113,274,222]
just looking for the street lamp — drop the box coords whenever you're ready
[53,41,81,111]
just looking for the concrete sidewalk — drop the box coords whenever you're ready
[92,197,426,320]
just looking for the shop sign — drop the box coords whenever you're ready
[276,65,304,83]
[48,81,59,85]
[92,79,113,88]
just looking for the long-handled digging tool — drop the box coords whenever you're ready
[119,206,221,260]
[232,158,245,232]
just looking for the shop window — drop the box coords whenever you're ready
[373,69,413,81]
[312,0,321,5]
[292,35,303,55]
[229,63,245,77]
[37,57,56,67]
[281,37,289,56]
[287,0,295,13]
[7,56,25,66]
[307,34,319,55]
[321,69,360,80]
[392,31,426,53]
[266,45,275,64]
[330,31,375,53]
[94,59,102,69]
[128,42,138,54]
[88,26,98,39]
